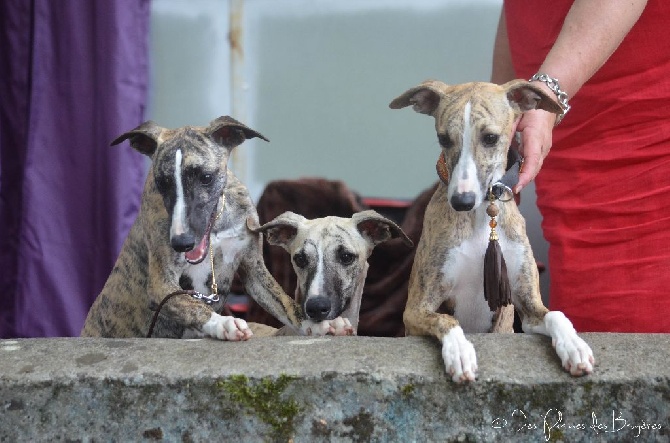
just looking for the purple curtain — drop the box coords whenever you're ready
[0,0,150,337]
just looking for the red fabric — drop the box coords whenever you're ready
[505,0,670,332]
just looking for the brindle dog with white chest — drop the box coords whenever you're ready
[81,116,352,339]
[390,80,595,382]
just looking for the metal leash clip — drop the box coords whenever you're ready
[490,150,523,202]
[490,182,515,202]
[191,291,220,305]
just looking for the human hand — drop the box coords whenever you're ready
[513,109,557,193]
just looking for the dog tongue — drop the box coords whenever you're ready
[185,234,208,263]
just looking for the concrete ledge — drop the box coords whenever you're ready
[1,334,668,442]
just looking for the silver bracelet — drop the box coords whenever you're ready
[529,73,571,125]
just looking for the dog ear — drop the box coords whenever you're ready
[250,211,305,249]
[110,120,164,156]
[207,116,270,149]
[353,210,413,248]
[389,80,447,116]
[503,79,564,115]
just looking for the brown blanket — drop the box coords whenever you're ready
[243,178,437,337]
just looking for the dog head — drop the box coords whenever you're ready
[390,80,562,211]
[111,116,268,263]
[253,210,413,323]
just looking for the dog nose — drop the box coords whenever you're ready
[171,233,196,252]
[305,296,331,321]
[450,192,476,211]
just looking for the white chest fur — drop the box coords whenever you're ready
[184,227,250,295]
[212,227,250,268]
[440,205,524,332]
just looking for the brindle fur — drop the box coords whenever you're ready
[252,210,413,335]
[391,80,594,381]
[81,117,326,338]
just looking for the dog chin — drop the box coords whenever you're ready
[450,202,477,212]
[307,309,341,322]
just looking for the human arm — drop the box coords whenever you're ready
[491,0,648,192]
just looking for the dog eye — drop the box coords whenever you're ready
[482,133,499,147]
[200,173,214,185]
[437,133,453,148]
[338,249,356,266]
[293,252,308,269]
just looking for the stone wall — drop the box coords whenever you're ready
[1,334,668,442]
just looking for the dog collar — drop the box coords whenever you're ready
[436,151,450,185]
[435,149,523,200]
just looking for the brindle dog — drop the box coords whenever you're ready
[253,210,413,335]
[81,116,353,339]
[390,81,594,382]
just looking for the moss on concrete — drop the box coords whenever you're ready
[216,374,302,442]
[400,383,415,397]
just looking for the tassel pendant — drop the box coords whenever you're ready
[483,191,512,312]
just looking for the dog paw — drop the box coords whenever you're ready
[301,317,355,336]
[555,334,595,376]
[202,313,253,341]
[545,311,595,376]
[441,326,478,383]
[327,317,355,336]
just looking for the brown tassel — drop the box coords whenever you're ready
[483,196,511,311]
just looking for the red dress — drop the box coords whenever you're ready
[505,0,670,332]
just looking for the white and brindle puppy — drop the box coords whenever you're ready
[81,116,351,340]
[252,210,413,335]
[390,80,595,382]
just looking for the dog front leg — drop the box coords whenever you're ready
[149,288,252,341]
[406,261,478,382]
[199,313,253,341]
[147,254,251,341]
[523,310,595,376]
[514,258,594,376]
[238,252,305,331]
[490,305,515,333]
[404,305,477,382]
